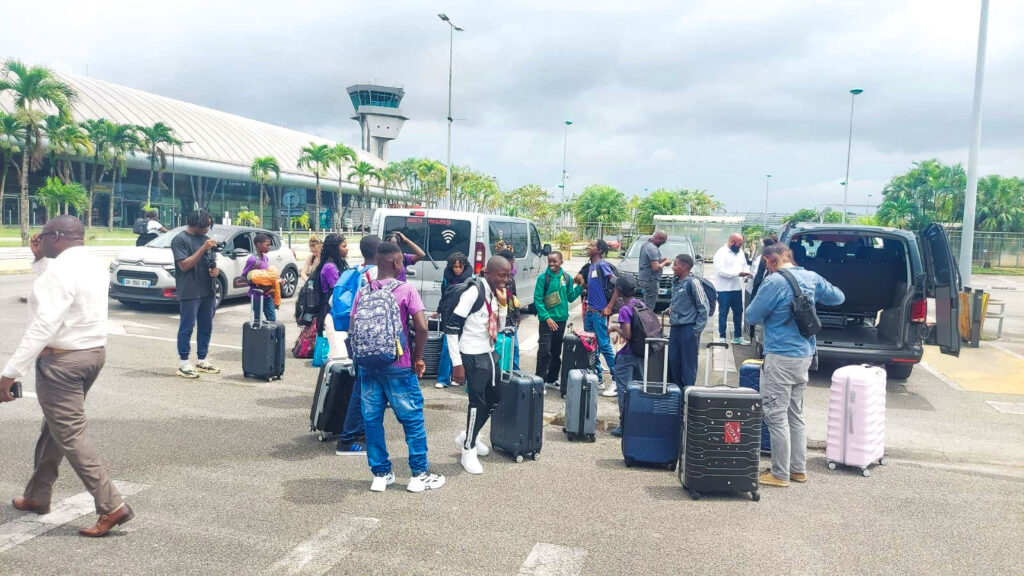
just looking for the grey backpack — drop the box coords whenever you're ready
[349,280,404,367]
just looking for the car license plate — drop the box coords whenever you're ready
[659,288,669,295]
[121,278,151,288]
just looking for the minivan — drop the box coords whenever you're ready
[750,223,961,379]
[372,208,551,311]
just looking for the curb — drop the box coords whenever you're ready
[0,269,31,276]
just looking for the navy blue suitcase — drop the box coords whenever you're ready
[738,359,772,453]
[622,338,681,470]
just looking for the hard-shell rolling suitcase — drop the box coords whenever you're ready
[826,364,887,476]
[680,385,762,501]
[415,319,444,379]
[621,338,681,470]
[243,292,286,381]
[738,359,772,453]
[309,359,356,442]
[491,329,544,462]
[559,324,596,397]
[564,368,599,442]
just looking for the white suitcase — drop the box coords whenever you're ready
[826,364,888,476]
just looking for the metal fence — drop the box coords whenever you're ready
[946,230,1024,269]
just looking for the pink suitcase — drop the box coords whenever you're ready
[826,364,888,476]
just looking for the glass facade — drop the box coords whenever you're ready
[349,89,402,109]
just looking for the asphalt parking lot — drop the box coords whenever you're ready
[1,273,1022,575]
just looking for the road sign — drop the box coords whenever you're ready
[283,190,302,208]
[279,208,305,217]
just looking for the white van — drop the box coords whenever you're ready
[371,208,551,311]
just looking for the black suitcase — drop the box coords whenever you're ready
[490,368,544,463]
[310,359,356,442]
[420,319,444,379]
[559,324,595,397]
[242,293,285,381]
[678,386,762,501]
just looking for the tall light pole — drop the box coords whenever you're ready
[560,120,573,203]
[439,13,463,202]
[960,0,989,288]
[843,88,864,223]
[763,174,772,229]
[866,193,872,216]
[171,140,193,227]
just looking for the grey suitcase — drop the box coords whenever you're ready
[243,292,285,381]
[564,368,599,442]
[310,359,356,442]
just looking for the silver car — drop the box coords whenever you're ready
[109,225,299,308]
[616,235,704,312]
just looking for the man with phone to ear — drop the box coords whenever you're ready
[0,216,134,537]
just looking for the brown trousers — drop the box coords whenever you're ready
[24,347,124,515]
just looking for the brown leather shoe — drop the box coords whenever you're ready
[79,504,134,537]
[12,496,50,515]
[790,472,808,483]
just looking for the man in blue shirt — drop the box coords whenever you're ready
[745,243,844,488]
[574,239,617,384]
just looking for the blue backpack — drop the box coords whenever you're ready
[331,265,374,331]
[349,280,405,367]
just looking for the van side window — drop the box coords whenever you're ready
[383,216,427,255]
[489,221,528,258]
[529,224,542,255]
[427,219,472,262]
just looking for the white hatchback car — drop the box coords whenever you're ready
[109,225,299,308]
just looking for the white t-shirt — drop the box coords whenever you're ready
[712,244,750,292]
[446,281,507,366]
[146,220,163,233]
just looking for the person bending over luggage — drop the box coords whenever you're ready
[350,241,445,493]
[435,252,472,388]
[668,254,709,391]
[496,249,522,371]
[242,233,281,322]
[573,239,619,389]
[607,276,644,438]
[385,230,425,282]
[534,251,583,389]
[300,235,322,282]
[172,210,221,379]
[446,255,510,475]
[746,243,844,488]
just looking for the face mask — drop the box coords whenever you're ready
[729,244,741,254]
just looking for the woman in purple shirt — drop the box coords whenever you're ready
[315,234,350,333]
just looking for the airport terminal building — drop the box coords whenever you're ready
[0,68,409,230]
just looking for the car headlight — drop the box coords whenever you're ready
[109,260,118,273]
[163,265,176,277]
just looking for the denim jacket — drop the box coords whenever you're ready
[745,266,845,358]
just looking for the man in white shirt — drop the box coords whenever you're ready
[445,256,510,475]
[0,216,134,538]
[712,233,752,345]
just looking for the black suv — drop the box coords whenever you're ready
[750,223,961,379]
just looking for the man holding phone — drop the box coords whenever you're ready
[0,216,133,537]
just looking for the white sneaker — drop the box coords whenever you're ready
[461,446,484,475]
[601,386,618,397]
[407,471,446,493]
[455,430,490,456]
[370,471,395,492]
[435,382,446,389]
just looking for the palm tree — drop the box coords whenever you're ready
[572,184,628,238]
[347,161,381,231]
[296,142,332,232]
[36,176,87,219]
[877,196,917,229]
[378,163,403,205]
[249,156,280,229]
[330,144,356,227]
[80,118,111,228]
[138,122,180,207]
[0,59,78,246]
[102,123,141,231]
[0,111,24,212]
[43,116,91,183]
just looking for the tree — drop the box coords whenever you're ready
[348,161,381,231]
[330,144,356,226]
[876,196,917,229]
[0,59,78,246]
[35,176,87,219]
[635,189,683,227]
[680,189,724,216]
[43,116,91,183]
[139,122,180,207]
[378,162,403,205]
[880,159,966,228]
[235,209,260,227]
[0,111,23,214]
[573,184,628,238]
[80,118,111,228]
[976,175,1024,232]
[101,123,142,231]
[249,156,280,229]
[296,142,332,232]
[783,208,820,224]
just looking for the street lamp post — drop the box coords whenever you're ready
[764,174,772,229]
[843,88,864,223]
[560,120,572,224]
[960,0,990,287]
[170,140,193,227]
[438,13,464,203]
[866,194,872,216]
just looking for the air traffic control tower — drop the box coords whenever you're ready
[347,84,407,162]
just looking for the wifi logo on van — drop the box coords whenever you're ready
[441,229,456,244]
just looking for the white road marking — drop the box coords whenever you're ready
[0,481,148,553]
[518,543,587,576]
[106,319,162,336]
[919,362,963,391]
[21,391,36,398]
[990,342,1024,361]
[262,515,380,576]
[109,332,242,350]
[985,401,1024,415]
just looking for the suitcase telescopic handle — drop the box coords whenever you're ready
[498,326,515,384]
[252,291,263,328]
[703,341,729,387]
[642,337,669,394]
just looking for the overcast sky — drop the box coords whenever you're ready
[2,0,1022,212]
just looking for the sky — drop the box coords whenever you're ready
[1,0,1021,213]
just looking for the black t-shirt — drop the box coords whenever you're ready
[172,231,217,300]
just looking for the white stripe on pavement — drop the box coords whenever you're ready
[262,515,380,576]
[0,481,148,554]
[518,543,587,576]
[109,332,243,350]
[985,401,1024,415]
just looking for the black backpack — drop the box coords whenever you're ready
[439,277,486,336]
[688,275,718,317]
[628,300,664,357]
[293,272,323,327]
[132,217,148,235]
[580,260,621,312]
[778,268,821,338]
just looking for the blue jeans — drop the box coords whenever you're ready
[178,296,216,361]
[437,334,453,385]
[338,380,364,445]
[584,310,615,380]
[613,353,643,420]
[669,324,700,390]
[251,293,276,322]
[358,364,429,475]
[718,290,743,339]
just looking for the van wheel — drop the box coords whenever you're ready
[885,364,914,380]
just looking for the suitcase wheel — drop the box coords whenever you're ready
[861,468,871,477]
[515,454,524,464]
[665,461,676,471]
[624,457,634,468]
[827,461,837,471]
[317,433,328,442]
[531,452,540,461]
[878,457,888,466]
[689,491,701,501]
[751,491,761,502]
[587,434,596,443]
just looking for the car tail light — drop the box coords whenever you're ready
[911,299,927,323]
[474,241,486,275]
[163,288,177,299]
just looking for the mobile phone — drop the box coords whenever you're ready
[10,381,22,398]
